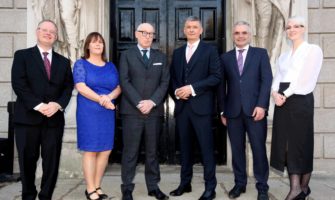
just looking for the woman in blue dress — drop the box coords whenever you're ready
[73,32,121,200]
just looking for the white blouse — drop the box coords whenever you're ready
[271,42,323,97]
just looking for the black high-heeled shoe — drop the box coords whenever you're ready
[292,191,306,200]
[85,190,101,200]
[304,187,311,198]
[96,187,108,199]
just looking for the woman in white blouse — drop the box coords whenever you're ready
[270,16,323,200]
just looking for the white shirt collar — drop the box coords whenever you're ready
[236,44,250,52]
[37,45,52,61]
[187,39,200,49]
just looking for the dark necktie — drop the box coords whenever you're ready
[142,49,149,64]
[237,49,245,75]
[43,52,51,80]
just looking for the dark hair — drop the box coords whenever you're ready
[82,32,107,62]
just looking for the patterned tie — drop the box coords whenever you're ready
[186,44,194,63]
[142,49,149,64]
[237,49,245,75]
[43,52,51,80]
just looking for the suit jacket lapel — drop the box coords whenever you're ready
[230,49,240,76]
[32,46,49,81]
[186,41,203,73]
[242,46,255,76]
[50,51,60,81]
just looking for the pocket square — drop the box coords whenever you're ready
[153,62,163,66]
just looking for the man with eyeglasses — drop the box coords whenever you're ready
[217,21,272,200]
[11,20,73,200]
[119,23,170,200]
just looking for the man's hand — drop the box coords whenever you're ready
[137,100,155,115]
[175,85,192,100]
[252,106,265,121]
[220,116,227,126]
[39,102,61,117]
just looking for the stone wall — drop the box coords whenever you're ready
[0,0,27,173]
[308,0,335,173]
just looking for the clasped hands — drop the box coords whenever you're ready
[99,95,115,110]
[272,91,286,106]
[38,102,61,117]
[137,100,155,115]
[175,85,192,100]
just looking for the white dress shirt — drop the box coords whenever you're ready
[272,42,323,97]
[235,44,250,67]
[137,44,150,59]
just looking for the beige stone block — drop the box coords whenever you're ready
[324,134,335,158]
[0,108,8,132]
[0,35,13,57]
[14,34,27,52]
[64,97,77,128]
[0,0,13,8]
[323,0,335,7]
[308,34,320,46]
[318,60,335,83]
[63,128,77,143]
[0,58,12,82]
[59,142,83,178]
[15,0,26,8]
[308,0,320,8]
[322,35,335,58]
[315,109,335,132]
[0,83,12,107]
[314,84,322,108]
[0,10,27,33]
[314,134,323,158]
[324,85,335,108]
[309,10,335,33]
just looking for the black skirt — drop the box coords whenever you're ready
[270,83,314,174]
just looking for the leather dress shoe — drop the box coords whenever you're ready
[257,191,269,200]
[199,190,216,200]
[169,184,192,196]
[228,185,246,199]
[148,188,169,200]
[122,190,133,200]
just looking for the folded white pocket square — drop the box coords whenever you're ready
[153,62,163,65]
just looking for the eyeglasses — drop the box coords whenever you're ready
[285,25,304,30]
[233,31,248,36]
[38,28,57,36]
[137,30,155,38]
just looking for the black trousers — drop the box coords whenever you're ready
[121,115,162,192]
[15,122,64,200]
[176,103,217,191]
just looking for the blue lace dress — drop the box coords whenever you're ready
[73,59,119,152]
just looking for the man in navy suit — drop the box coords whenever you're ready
[11,20,73,200]
[169,16,221,200]
[217,21,272,200]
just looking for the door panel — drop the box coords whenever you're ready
[110,0,226,165]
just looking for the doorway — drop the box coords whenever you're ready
[109,0,227,165]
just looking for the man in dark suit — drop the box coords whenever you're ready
[217,21,272,200]
[119,23,170,200]
[169,16,221,200]
[11,20,73,200]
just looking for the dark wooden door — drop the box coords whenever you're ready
[110,0,227,164]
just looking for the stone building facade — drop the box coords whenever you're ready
[0,0,334,177]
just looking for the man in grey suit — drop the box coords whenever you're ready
[119,23,170,200]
